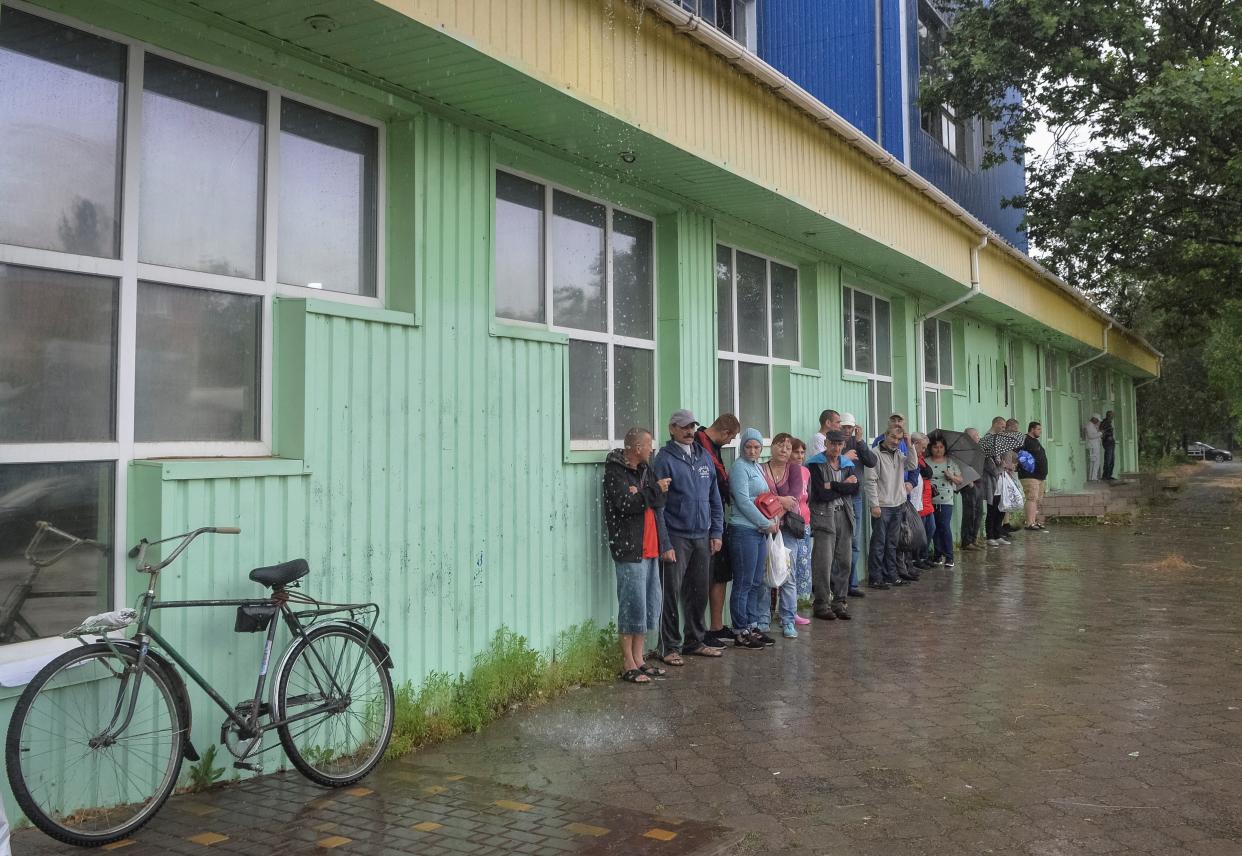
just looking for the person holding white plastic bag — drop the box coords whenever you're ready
[986,451,1021,546]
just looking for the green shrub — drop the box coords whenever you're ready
[384,621,620,761]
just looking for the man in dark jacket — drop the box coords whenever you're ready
[695,413,740,644]
[1101,410,1117,481]
[807,431,860,620]
[603,428,671,683]
[652,410,725,664]
[1020,421,1050,532]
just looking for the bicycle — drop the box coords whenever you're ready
[4,526,395,848]
[0,521,103,644]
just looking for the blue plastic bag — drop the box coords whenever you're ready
[1018,450,1035,473]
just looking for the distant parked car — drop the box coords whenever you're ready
[1187,442,1233,462]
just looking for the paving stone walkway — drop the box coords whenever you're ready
[14,463,1242,855]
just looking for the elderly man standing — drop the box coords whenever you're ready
[602,427,671,683]
[807,430,859,619]
[651,410,724,666]
[865,425,919,588]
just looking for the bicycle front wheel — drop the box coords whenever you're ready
[5,643,186,846]
[274,625,393,786]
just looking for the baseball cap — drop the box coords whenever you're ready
[668,409,698,427]
[839,412,857,427]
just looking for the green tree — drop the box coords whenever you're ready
[919,0,1242,449]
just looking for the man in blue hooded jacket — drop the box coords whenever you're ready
[651,409,725,664]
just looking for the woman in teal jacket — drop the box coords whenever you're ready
[728,428,778,649]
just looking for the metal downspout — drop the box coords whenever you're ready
[1069,321,1113,372]
[874,0,884,148]
[914,235,988,426]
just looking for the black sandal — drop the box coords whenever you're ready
[638,663,667,677]
[620,668,651,683]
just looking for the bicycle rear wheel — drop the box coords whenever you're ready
[5,643,186,846]
[274,625,393,787]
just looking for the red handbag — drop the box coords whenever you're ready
[755,492,784,518]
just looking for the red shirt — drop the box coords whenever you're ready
[642,508,660,558]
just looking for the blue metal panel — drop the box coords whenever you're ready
[758,0,879,140]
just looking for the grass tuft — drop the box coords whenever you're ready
[385,621,620,761]
[1151,554,1199,572]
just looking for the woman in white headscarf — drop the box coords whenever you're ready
[1084,415,1103,481]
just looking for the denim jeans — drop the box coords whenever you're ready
[932,503,955,562]
[1103,441,1116,480]
[777,532,799,625]
[728,525,768,631]
[850,493,864,587]
[867,506,903,584]
[922,512,936,561]
[614,558,662,635]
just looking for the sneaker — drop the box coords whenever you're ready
[999,537,1012,545]
[782,622,797,639]
[734,632,764,650]
[753,630,776,645]
[986,539,1001,546]
[933,557,945,566]
[700,634,726,649]
[794,614,812,626]
[962,543,981,552]
[868,581,890,590]
[848,587,866,598]
[831,603,851,620]
[813,608,837,621]
[706,626,732,642]
[944,560,955,569]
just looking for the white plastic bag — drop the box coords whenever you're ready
[764,531,792,588]
[999,473,1025,512]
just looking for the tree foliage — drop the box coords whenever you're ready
[920,0,1242,448]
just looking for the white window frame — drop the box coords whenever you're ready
[493,168,658,451]
[1041,347,1058,442]
[0,2,386,647]
[842,284,894,438]
[716,243,801,441]
[921,318,953,431]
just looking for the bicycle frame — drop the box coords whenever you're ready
[94,530,382,755]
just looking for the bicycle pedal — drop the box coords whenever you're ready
[233,761,262,773]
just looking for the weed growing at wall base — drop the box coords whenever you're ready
[385,621,620,760]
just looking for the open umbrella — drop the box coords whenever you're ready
[979,430,1024,458]
[937,429,982,487]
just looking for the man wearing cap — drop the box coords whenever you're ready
[838,413,876,596]
[807,429,859,619]
[651,409,725,665]
[1084,415,1103,481]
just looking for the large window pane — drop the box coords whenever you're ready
[0,8,124,257]
[135,282,260,442]
[494,172,544,323]
[770,262,798,361]
[853,292,873,374]
[718,359,735,416]
[0,264,117,443]
[0,461,114,646]
[735,251,768,356]
[612,212,653,339]
[842,288,854,372]
[716,245,733,351]
[737,361,769,437]
[923,319,939,384]
[614,346,654,438]
[870,379,893,438]
[279,99,378,296]
[938,320,953,385]
[924,389,940,431]
[551,192,606,332]
[567,340,607,441]
[140,56,265,278]
[875,297,892,376]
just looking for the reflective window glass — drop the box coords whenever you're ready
[875,297,892,376]
[140,55,265,278]
[567,340,607,441]
[716,246,733,351]
[614,346,654,436]
[0,8,124,257]
[770,262,798,361]
[718,359,735,416]
[735,251,768,356]
[924,319,939,384]
[938,320,953,385]
[738,362,769,437]
[842,287,854,372]
[494,172,545,323]
[551,191,606,332]
[853,292,873,374]
[612,212,653,339]
[279,100,378,295]
[0,264,117,443]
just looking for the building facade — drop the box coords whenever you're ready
[0,0,1156,819]
[753,0,1028,250]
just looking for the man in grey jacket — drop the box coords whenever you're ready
[864,425,919,588]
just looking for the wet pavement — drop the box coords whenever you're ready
[14,463,1242,855]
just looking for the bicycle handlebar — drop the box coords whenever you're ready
[128,527,242,570]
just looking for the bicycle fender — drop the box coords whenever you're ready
[307,620,394,669]
[109,639,200,762]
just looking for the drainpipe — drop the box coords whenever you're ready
[1133,355,1163,391]
[1069,321,1113,372]
[874,0,884,148]
[914,235,988,427]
